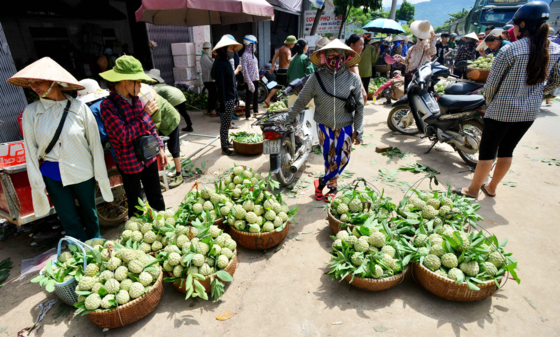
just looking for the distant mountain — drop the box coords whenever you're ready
[385,0,476,27]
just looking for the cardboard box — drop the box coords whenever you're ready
[171,43,195,55]
[192,26,211,43]
[173,55,196,67]
[173,67,197,82]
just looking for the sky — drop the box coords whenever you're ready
[381,0,430,7]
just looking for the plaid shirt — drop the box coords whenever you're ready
[455,42,478,63]
[101,91,163,174]
[484,38,560,122]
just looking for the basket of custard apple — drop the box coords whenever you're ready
[327,218,408,292]
[327,180,396,235]
[217,165,298,250]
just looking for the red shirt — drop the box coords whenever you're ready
[508,27,517,42]
[101,91,163,174]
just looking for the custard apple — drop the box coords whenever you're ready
[422,205,438,219]
[131,231,143,243]
[199,263,212,276]
[435,270,448,278]
[104,279,120,294]
[368,232,386,248]
[381,245,396,258]
[345,235,358,246]
[488,252,504,268]
[84,264,99,277]
[264,210,276,221]
[411,198,426,210]
[116,290,130,305]
[139,272,153,286]
[278,212,288,222]
[232,188,242,198]
[245,212,258,224]
[414,234,428,247]
[143,231,156,244]
[168,253,182,266]
[140,222,152,234]
[140,243,152,254]
[351,252,364,266]
[354,239,369,252]
[242,200,254,212]
[217,255,229,269]
[209,225,221,238]
[460,260,480,277]
[332,239,343,250]
[441,197,453,207]
[273,217,283,228]
[340,214,349,222]
[186,266,198,275]
[129,282,145,299]
[92,282,103,294]
[192,254,205,267]
[382,254,400,272]
[371,264,384,279]
[249,224,261,233]
[125,221,139,232]
[59,252,73,263]
[336,231,349,241]
[120,279,133,291]
[483,262,498,276]
[78,276,96,291]
[128,260,144,274]
[417,247,430,256]
[192,203,203,214]
[368,246,380,254]
[232,205,246,220]
[456,234,471,252]
[197,242,210,255]
[221,248,234,259]
[351,227,361,238]
[426,198,440,210]
[423,254,441,271]
[224,239,237,251]
[99,270,115,282]
[349,199,362,212]
[430,243,445,257]
[85,294,102,310]
[122,230,133,241]
[439,205,451,217]
[448,268,464,282]
[441,253,458,268]
[115,266,129,281]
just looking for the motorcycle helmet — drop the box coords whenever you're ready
[450,33,457,39]
[243,35,257,45]
[508,1,550,33]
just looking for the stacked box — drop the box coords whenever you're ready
[172,42,196,82]
[173,67,197,82]
[173,55,196,68]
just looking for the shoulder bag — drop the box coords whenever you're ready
[39,100,71,164]
[315,72,356,114]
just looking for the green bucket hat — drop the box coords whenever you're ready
[99,55,155,83]
[284,35,297,45]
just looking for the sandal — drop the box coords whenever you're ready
[481,184,496,197]
[168,175,184,189]
[452,187,478,199]
[314,179,325,201]
[229,125,239,129]
[324,188,338,203]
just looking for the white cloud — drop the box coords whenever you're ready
[382,0,430,7]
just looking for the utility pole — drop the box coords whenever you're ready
[389,0,398,20]
[310,5,325,35]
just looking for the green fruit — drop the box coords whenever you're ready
[422,205,438,219]
[417,247,429,256]
[345,235,358,246]
[368,232,385,248]
[435,270,447,278]
[217,255,229,269]
[371,264,384,279]
[460,260,479,277]
[354,239,369,252]
[426,198,440,210]
[349,199,363,212]
[129,282,145,299]
[381,245,396,258]
[192,254,205,267]
[488,252,504,268]
[104,279,120,294]
[483,262,498,276]
[429,243,445,257]
[115,266,129,281]
[351,252,364,266]
[411,198,426,210]
[85,294,102,310]
[116,290,130,305]
[99,270,114,282]
[78,276,96,291]
[448,268,464,282]
[84,264,99,277]
[414,234,428,247]
[336,231,349,241]
[441,253,458,268]
[423,254,441,271]
[139,272,153,286]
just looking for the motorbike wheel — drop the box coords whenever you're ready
[457,119,484,167]
[257,82,269,103]
[276,136,296,186]
[387,106,420,135]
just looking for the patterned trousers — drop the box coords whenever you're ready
[220,100,235,149]
[317,123,353,189]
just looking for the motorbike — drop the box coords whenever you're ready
[443,60,484,95]
[387,61,486,167]
[253,75,318,185]
[237,70,269,104]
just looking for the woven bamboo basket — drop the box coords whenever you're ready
[412,262,501,302]
[375,64,391,73]
[229,222,290,250]
[214,218,227,231]
[327,209,355,235]
[87,267,164,329]
[343,266,409,291]
[466,67,490,82]
[233,140,263,155]
[168,251,238,293]
[367,92,375,100]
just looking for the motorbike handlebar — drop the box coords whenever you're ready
[448,74,459,78]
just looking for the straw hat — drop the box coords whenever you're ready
[462,32,479,40]
[410,20,433,40]
[212,35,243,55]
[77,79,109,104]
[315,37,330,50]
[477,28,505,51]
[7,57,84,91]
[100,55,155,83]
[393,35,406,42]
[145,69,165,83]
[310,39,360,68]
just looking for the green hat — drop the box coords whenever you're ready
[99,55,155,83]
[284,35,297,45]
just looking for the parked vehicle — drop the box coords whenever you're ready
[449,0,526,36]
[387,61,486,167]
[237,70,270,104]
[253,75,318,185]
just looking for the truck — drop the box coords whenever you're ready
[449,0,527,36]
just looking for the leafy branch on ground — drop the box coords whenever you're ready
[381,147,410,160]
[399,162,440,187]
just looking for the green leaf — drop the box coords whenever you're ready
[466,280,480,291]
[45,280,56,292]
[216,270,233,282]
[30,275,44,283]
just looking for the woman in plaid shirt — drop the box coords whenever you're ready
[455,2,560,199]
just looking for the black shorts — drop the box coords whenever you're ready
[478,118,534,160]
[275,68,288,89]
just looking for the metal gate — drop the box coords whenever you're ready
[145,23,193,84]
[0,23,28,143]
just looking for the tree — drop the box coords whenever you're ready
[395,0,415,24]
[334,0,384,38]
[434,8,469,34]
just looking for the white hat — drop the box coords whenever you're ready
[77,79,109,104]
[8,57,84,91]
[145,69,165,83]
[410,20,433,40]
[315,37,330,50]
[462,32,479,41]
[393,35,406,42]
[202,42,212,49]
[212,35,243,55]
[477,29,504,51]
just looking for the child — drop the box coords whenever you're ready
[373,71,405,105]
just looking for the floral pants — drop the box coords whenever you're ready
[317,123,353,189]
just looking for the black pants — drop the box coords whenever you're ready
[204,82,217,112]
[118,160,165,218]
[478,118,534,160]
[175,103,192,128]
[245,81,259,116]
[361,77,371,96]
[167,125,180,159]
[221,100,235,149]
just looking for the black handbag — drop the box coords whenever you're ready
[110,97,160,162]
[39,100,71,164]
[315,72,356,114]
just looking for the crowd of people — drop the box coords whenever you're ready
[6,1,559,243]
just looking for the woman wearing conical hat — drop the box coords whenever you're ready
[8,57,113,241]
[282,39,365,202]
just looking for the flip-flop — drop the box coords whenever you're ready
[452,187,478,199]
[314,179,324,201]
[324,189,338,203]
[481,184,496,197]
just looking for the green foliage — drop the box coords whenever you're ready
[229,132,264,144]
[0,258,13,288]
[434,8,470,33]
[395,0,415,24]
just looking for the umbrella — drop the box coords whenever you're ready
[135,0,274,26]
[363,19,405,35]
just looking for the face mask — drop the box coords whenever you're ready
[326,55,345,70]
[227,51,234,59]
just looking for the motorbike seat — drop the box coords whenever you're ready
[438,95,485,114]
[444,82,482,95]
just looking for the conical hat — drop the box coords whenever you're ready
[462,32,479,40]
[7,57,84,91]
[212,36,243,55]
[410,20,433,40]
[310,39,360,68]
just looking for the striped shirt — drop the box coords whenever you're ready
[285,67,365,142]
[484,37,560,122]
[22,95,113,217]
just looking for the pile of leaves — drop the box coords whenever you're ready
[177,181,233,224]
[73,240,161,314]
[397,230,520,290]
[435,81,450,95]
[328,186,395,226]
[327,220,406,282]
[182,90,208,111]
[229,131,264,144]
[267,101,287,112]
[368,77,388,94]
